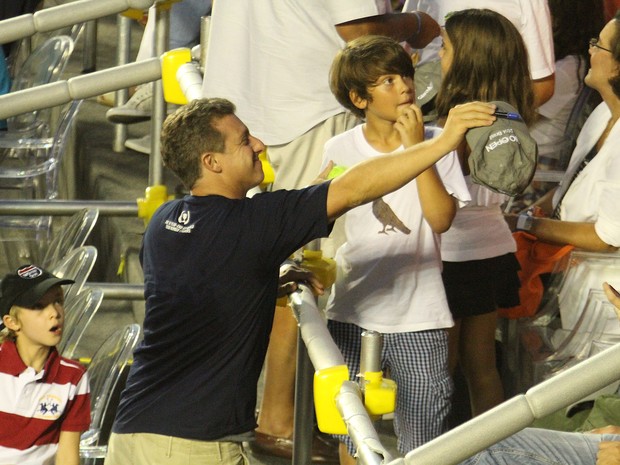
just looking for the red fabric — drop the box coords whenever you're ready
[498,231,574,319]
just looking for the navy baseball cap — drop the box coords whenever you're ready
[0,265,74,318]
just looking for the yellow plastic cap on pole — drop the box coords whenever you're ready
[161,48,193,105]
[314,365,350,434]
[137,185,174,226]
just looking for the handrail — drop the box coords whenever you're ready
[0,200,138,216]
[0,0,155,44]
[402,342,620,465]
[289,285,620,465]
[0,59,161,119]
[290,286,395,465]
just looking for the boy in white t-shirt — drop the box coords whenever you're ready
[322,35,470,464]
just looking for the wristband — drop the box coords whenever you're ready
[516,213,534,231]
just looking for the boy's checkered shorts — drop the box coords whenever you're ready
[327,320,453,456]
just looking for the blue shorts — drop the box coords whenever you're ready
[327,320,453,456]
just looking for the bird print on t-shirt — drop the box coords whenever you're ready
[372,198,411,234]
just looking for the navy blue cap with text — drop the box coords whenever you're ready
[0,265,74,318]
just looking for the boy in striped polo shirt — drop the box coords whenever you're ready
[0,265,91,465]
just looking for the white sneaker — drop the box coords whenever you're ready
[106,84,153,124]
[125,134,151,155]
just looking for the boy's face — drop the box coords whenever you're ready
[7,286,66,350]
[356,74,415,123]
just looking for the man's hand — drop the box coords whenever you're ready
[278,264,325,298]
[394,104,424,148]
[438,102,496,153]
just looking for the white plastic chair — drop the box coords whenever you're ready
[58,286,104,359]
[41,208,99,269]
[50,245,97,309]
[3,35,74,135]
[80,324,141,464]
[0,34,80,272]
[0,99,84,271]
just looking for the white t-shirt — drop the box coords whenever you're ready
[322,125,470,332]
[440,177,517,262]
[553,101,620,247]
[404,0,555,80]
[531,55,585,161]
[201,0,389,145]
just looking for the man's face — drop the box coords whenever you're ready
[213,114,266,195]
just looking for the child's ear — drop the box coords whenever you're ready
[349,90,368,111]
[2,314,19,332]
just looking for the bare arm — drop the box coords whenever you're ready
[533,74,555,108]
[416,168,457,233]
[325,102,496,221]
[336,12,440,49]
[526,217,618,252]
[395,104,456,233]
[532,186,557,215]
[55,431,81,465]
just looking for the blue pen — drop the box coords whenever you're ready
[494,110,522,121]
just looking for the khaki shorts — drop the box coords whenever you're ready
[104,432,249,465]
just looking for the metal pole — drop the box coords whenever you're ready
[293,334,315,465]
[0,200,138,216]
[92,282,144,300]
[292,239,321,465]
[360,331,383,376]
[82,20,98,73]
[113,14,132,152]
[148,3,169,185]
[199,15,210,73]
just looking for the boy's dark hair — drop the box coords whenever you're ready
[330,35,414,119]
[160,98,236,190]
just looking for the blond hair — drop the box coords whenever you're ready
[0,306,19,343]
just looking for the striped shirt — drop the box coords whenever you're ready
[0,341,90,465]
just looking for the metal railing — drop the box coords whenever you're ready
[0,0,171,187]
[3,3,620,464]
[0,0,155,45]
[292,285,620,465]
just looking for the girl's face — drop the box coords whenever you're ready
[586,19,619,94]
[439,29,454,77]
